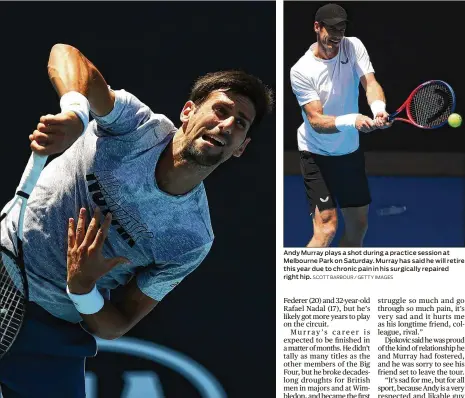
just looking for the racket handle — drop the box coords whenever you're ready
[16,153,48,196]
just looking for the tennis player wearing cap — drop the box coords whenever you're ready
[290,3,391,248]
[0,44,272,397]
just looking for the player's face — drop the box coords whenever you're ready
[179,90,255,167]
[316,22,346,53]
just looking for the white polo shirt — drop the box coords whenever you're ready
[290,37,375,156]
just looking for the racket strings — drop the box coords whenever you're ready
[0,256,25,354]
[409,83,454,128]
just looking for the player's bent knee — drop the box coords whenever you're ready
[314,208,338,239]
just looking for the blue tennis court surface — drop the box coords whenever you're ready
[284,175,465,247]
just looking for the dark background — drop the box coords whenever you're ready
[284,1,465,152]
[0,2,275,397]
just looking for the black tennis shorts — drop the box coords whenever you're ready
[299,148,372,215]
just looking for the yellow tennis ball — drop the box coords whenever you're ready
[448,113,462,128]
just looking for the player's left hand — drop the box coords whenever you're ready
[67,207,130,295]
[29,111,84,156]
[373,111,392,129]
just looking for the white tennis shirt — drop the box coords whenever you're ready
[290,37,375,155]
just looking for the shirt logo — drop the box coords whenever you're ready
[341,56,349,64]
[86,172,154,247]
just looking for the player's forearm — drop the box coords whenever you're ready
[68,279,135,340]
[48,44,113,116]
[308,114,343,134]
[365,81,386,107]
[68,276,155,340]
[80,300,134,340]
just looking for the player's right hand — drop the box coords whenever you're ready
[29,111,84,156]
[355,115,377,133]
[373,111,393,129]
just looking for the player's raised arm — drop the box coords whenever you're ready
[48,44,114,116]
[30,44,115,156]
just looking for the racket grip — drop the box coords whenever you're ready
[16,153,48,196]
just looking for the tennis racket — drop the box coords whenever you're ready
[0,152,48,358]
[388,80,456,129]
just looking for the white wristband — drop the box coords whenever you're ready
[335,114,358,132]
[66,284,104,315]
[370,100,386,118]
[60,91,90,135]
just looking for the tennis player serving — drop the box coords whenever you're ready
[0,44,272,397]
[290,3,391,248]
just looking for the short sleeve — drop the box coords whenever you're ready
[90,89,152,136]
[136,242,213,301]
[351,37,375,78]
[290,68,320,107]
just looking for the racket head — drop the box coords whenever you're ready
[391,80,456,129]
[0,152,46,358]
[0,200,30,359]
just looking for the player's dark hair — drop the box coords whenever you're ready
[189,70,274,134]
